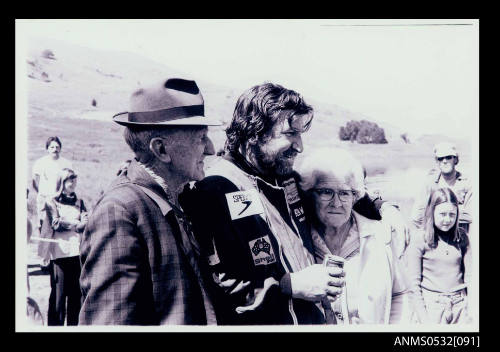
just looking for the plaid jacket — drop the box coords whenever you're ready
[79,160,211,325]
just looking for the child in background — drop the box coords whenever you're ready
[39,168,88,326]
[407,187,471,324]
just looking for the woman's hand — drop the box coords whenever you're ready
[290,264,345,302]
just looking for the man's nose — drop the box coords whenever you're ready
[291,134,303,153]
[204,137,215,156]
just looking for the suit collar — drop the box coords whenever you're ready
[126,159,173,215]
[352,211,379,239]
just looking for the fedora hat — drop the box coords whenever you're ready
[113,78,221,126]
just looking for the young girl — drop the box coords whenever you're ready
[39,168,88,325]
[407,187,471,324]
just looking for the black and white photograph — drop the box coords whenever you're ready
[15,19,479,335]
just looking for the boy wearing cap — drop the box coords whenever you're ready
[78,78,220,325]
[411,142,473,233]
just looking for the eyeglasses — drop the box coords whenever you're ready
[313,188,355,202]
[437,155,455,162]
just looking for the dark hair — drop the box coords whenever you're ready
[225,82,313,153]
[54,168,77,198]
[46,136,62,149]
[423,187,467,250]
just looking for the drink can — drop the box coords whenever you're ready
[323,254,344,269]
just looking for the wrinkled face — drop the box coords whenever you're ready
[252,112,311,176]
[47,141,61,158]
[433,201,458,232]
[436,155,457,175]
[313,176,356,229]
[64,176,77,194]
[167,127,215,182]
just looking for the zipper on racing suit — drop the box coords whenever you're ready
[252,178,299,325]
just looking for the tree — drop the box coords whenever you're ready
[339,119,387,144]
[339,120,361,141]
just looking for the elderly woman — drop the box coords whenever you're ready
[297,148,410,324]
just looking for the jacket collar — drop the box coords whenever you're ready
[225,151,281,186]
[352,210,381,239]
[124,159,173,216]
[311,211,380,254]
[433,169,463,183]
[225,150,301,188]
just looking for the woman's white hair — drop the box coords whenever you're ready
[297,147,366,200]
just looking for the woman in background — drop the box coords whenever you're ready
[39,168,88,325]
[406,187,471,324]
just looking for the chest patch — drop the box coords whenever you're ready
[282,178,300,204]
[249,236,277,266]
[225,189,264,220]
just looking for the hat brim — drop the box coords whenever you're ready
[113,112,222,127]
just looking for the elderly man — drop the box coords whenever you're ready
[411,142,473,233]
[79,78,220,325]
[180,83,401,325]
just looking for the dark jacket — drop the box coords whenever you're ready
[180,152,324,325]
[181,152,387,325]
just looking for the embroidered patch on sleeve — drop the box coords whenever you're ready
[225,189,264,220]
[248,236,277,266]
[282,178,300,204]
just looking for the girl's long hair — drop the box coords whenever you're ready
[53,168,77,199]
[423,187,467,250]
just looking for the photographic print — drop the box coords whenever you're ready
[15,19,479,336]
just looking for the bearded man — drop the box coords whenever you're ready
[179,83,346,324]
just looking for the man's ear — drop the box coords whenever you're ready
[149,138,172,163]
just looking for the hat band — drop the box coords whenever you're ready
[128,104,205,123]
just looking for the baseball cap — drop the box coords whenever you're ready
[433,142,458,158]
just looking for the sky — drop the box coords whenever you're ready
[16,19,479,138]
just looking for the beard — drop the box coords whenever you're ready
[252,145,297,176]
